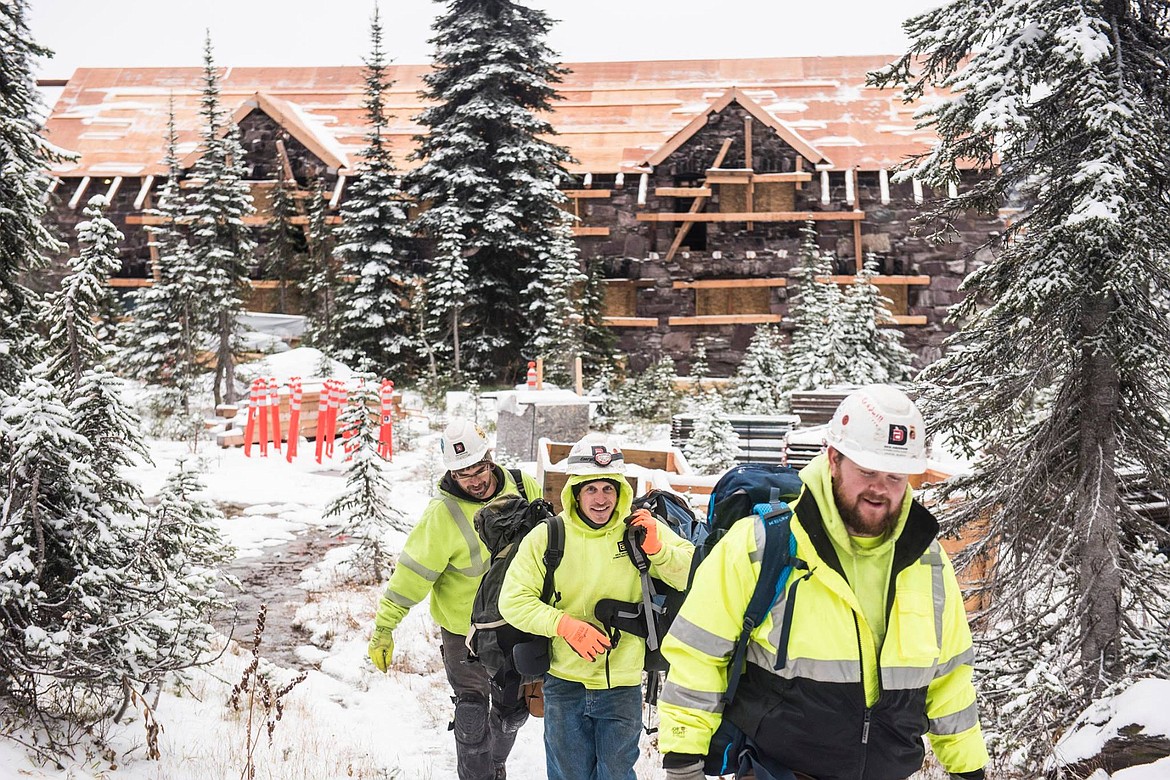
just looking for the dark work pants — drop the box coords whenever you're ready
[441,628,529,780]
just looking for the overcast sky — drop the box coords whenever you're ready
[30,0,944,79]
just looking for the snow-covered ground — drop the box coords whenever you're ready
[0,365,1165,779]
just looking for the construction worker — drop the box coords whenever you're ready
[367,419,542,780]
[498,435,695,780]
[659,385,990,780]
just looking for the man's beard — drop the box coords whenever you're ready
[832,482,900,538]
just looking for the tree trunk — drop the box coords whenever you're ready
[220,310,237,405]
[1078,291,1123,689]
[452,304,462,382]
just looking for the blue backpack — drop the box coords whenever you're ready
[700,464,810,778]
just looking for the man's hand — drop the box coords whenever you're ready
[556,615,611,661]
[627,508,662,554]
[367,627,395,672]
[663,759,705,779]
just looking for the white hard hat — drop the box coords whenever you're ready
[825,385,927,474]
[441,419,491,471]
[565,436,625,476]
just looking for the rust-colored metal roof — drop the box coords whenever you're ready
[42,56,948,178]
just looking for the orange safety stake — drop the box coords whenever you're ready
[378,379,395,460]
[268,377,282,453]
[329,381,348,460]
[286,378,303,463]
[315,379,332,464]
[526,361,537,389]
[243,378,264,457]
[257,377,270,457]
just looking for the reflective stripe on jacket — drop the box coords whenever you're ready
[658,454,988,779]
[374,468,542,636]
[498,472,694,689]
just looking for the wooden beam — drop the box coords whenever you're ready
[108,278,154,288]
[274,139,296,184]
[330,175,346,209]
[133,175,155,211]
[673,278,787,289]
[654,187,712,198]
[125,214,343,226]
[638,210,866,223]
[68,176,91,210]
[890,315,928,325]
[794,157,804,190]
[665,137,733,263]
[602,316,658,327]
[818,275,931,286]
[104,176,123,202]
[571,226,610,236]
[853,218,863,272]
[562,189,611,198]
[744,117,754,231]
[753,172,814,183]
[667,314,783,326]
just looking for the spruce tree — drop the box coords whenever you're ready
[683,389,740,474]
[728,324,788,414]
[409,0,580,381]
[579,257,617,375]
[836,256,914,385]
[876,1,1170,769]
[262,174,307,314]
[324,378,406,582]
[332,8,416,378]
[44,195,123,386]
[0,0,61,392]
[782,222,848,395]
[301,185,340,349]
[186,34,256,406]
[121,104,199,393]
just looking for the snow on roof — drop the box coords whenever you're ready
[42,56,962,178]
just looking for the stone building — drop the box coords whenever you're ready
[38,56,1005,375]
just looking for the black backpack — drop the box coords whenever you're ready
[593,489,710,675]
[466,473,558,691]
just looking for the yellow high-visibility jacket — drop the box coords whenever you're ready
[373,467,542,636]
[659,455,989,780]
[499,473,694,689]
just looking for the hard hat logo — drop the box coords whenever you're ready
[592,446,613,466]
[888,425,908,446]
[441,419,491,471]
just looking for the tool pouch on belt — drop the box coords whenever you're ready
[522,680,544,718]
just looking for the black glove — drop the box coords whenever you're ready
[950,770,985,780]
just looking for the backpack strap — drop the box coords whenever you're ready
[621,524,664,651]
[540,515,564,604]
[509,468,528,502]
[722,500,808,705]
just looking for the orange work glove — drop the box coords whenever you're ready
[627,508,662,554]
[557,615,611,661]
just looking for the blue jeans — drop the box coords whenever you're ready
[542,674,641,780]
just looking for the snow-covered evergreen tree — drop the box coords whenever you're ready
[409,0,579,381]
[186,34,256,406]
[44,195,123,386]
[728,324,788,414]
[324,378,406,582]
[835,256,915,385]
[579,257,617,374]
[876,1,1170,769]
[120,103,200,403]
[301,185,340,349]
[688,338,710,392]
[262,174,307,314]
[683,389,740,474]
[0,0,62,392]
[624,354,678,423]
[526,225,585,385]
[781,222,847,395]
[420,218,470,380]
[332,8,416,378]
[140,463,235,667]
